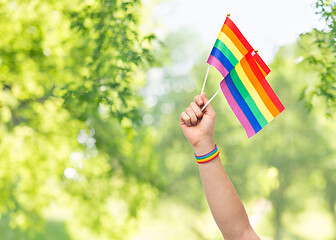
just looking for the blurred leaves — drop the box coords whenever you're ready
[299,0,336,114]
[0,0,160,239]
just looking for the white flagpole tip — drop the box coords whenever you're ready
[201,64,211,95]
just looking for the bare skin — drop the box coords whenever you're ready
[180,93,260,240]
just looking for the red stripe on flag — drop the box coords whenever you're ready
[248,58,285,113]
[224,17,253,53]
[253,53,271,75]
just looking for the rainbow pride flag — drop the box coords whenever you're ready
[220,52,285,138]
[207,16,254,77]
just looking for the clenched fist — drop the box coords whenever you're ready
[180,93,216,155]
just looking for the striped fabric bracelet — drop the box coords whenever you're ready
[194,145,220,164]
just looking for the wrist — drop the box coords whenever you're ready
[192,138,215,156]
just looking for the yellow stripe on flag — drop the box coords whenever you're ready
[217,32,243,60]
[235,62,274,122]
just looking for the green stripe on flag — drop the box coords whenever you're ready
[214,39,238,66]
[230,69,268,127]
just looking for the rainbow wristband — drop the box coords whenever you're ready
[194,145,219,164]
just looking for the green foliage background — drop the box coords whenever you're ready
[0,0,335,239]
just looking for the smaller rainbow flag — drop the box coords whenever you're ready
[207,16,253,77]
[220,52,285,138]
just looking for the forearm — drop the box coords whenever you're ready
[194,143,259,240]
[180,93,259,239]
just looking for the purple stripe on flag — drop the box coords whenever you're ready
[207,55,229,78]
[220,79,256,138]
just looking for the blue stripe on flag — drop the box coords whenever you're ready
[225,73,262,133]
[210,47,234,72]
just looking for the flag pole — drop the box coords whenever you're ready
[201,13,231,110]
[201,64,210,95]
[202,88,221,111]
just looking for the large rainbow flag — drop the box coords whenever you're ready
[207,16,254,77]
[220,52,285,138]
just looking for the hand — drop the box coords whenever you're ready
[180,93,216,155]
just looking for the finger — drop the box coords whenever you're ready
[194,95,203,107]
[180,112,191,126]
[201,92,216,117]
[186,107,198,126]
[190,102,203,119]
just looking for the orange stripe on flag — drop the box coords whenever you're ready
[224,17,253,53]
[221,25,248,57]
[241,58,280,118]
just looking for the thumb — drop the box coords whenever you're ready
[201,92,216,118]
